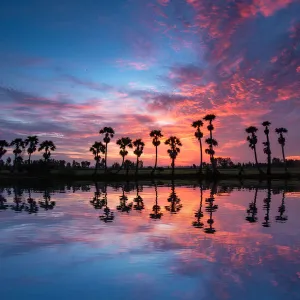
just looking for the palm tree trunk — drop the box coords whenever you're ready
[152,146,158,175]
[266,133,271,175]
[135,156,139,175]
[28,153,32,165]
[105,143,108,172]
[253,146,262,174]
[199,138,203,173]
[281,144,287,173]
[171,158,175,177]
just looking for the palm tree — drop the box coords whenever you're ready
[262,121,272,175]
[10,138,25,167]
[99,127,115,172]
[24,136,39,164]
[192,120,204,173]
[89,141,105,174]
[150,130,163,174]
[0,140,9,160]
[116,137,133,172]
[245,126,263,174]
[203,114,218,174]
[275,127,288,173]
[38,140,56,162]
[133,139,145,175]
[165,136,182,176]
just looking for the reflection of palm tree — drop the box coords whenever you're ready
[0,193,8,210]
[24,136,39,164]
[133,183,144,211]
[275,191,288,223]
[245,126,263,174]
[25,195,39,214]
[39,190,56,210]
[117,186,133,213]
[165,136,182,177]
[262,121,272,176]
[99,184,114,223]
[11,186,25,212]
[192,120,204,174]
[150,183,163,219]
[165,180,182,214]
[246,187,258,223]
[90,182,105,209]
[275,128,288,173]
[262,184,272,227]
[133,139,145,175]
[116,137,133,172]
[150,130,163,174]
[192,184,204,228]
[204,185,218,234]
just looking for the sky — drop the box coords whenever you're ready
[0,0,300,166]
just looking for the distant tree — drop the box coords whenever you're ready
[89,141,105,174]
[99,127,115,172]
[150,130,163,174]
[10,138,25,168]
[245,126,263,174]
[203,114,218,175]
[116,137,133,171]
[0,140,9,160]
[38,140,56,162]
[165,136,182,176]
[133,139,145,175]
[24,136,39,164]
[124,159,134,176]
[192,120,204,173]
[262,121,272,175]
[275,127,288,173]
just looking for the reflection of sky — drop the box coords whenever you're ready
[0,184,300,299]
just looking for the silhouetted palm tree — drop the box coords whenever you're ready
[245,126,263,174]
[0,140,9,160]
[116,137,133,172]
[89,141,105,174]
[150,130,163,174]
[275,127,288,173]
[262,184,272,227]
[275,191,288,223]
[10,138,25,168]
[246,187,258,223]
[133,139,145,175]
[99,127,115,172]
[38,140,56,162]
[262,121,272,175]
[165,180,182,214]
[203,114,218,175]
[25,135,39,164]
[192,120,204,173]
[165,136,182,176]
[192,184,204,228]
[150,183,163,219]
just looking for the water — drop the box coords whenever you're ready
[0,181,300,300]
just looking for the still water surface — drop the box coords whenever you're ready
[0,182,300,300]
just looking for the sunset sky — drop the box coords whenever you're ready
[1,0,300,166]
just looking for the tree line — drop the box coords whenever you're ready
[0,114,290,175]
